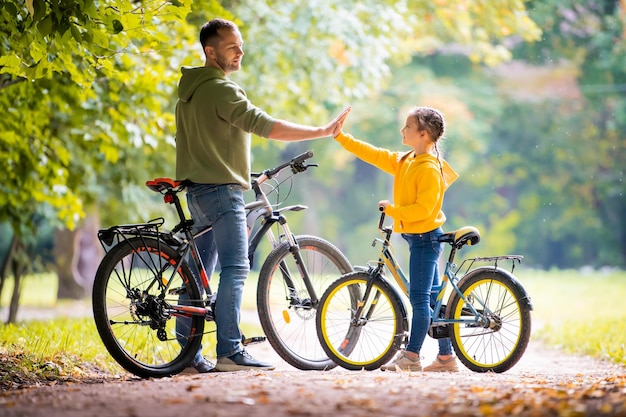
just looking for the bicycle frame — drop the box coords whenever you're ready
[316,209,531,373]
[363,212,524,331]
[96,151,321,321]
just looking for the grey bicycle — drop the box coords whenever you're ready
[92,151,351,378]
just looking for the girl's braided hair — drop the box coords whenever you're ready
[408,107,446,179]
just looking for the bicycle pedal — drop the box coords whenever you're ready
[242,336,266,346]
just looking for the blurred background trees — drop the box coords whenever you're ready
[1,0,623,322]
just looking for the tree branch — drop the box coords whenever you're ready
[0,74,26,91]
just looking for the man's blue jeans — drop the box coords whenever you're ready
[402,228,453,356]
[177,183,248,363]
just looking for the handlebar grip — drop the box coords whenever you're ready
[292,150,314,164]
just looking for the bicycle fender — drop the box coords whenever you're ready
[459,266,534,311]
[375,275,410,333]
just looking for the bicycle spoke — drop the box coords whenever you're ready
[257,236,352,370]
[449,269,531,373]
[93,237,204,378]
[317,272,405,370]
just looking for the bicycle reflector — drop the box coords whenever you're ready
[163,194,174,204]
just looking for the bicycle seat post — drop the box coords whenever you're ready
[164,190,193,235]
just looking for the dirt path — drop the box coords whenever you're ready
[2,303,625,416]
[1,332,625,417]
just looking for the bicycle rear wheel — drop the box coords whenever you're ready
[92,237,204,378]
[316,272,407,371]
[257,235,352,370]
[446,267,532,373]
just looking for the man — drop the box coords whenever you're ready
[175,17,350,372]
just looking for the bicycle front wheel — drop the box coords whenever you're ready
[92,237,204,378]
[316,272,407,371]
[446,267,532,373]
[257,235,352,370]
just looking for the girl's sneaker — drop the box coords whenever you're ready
[380,350,423,372]
[423,356,459,372]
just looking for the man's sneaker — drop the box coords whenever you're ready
[380,350,422,372]
[181,357,215,374]
[214,350,275,372]
[423,356,459,372]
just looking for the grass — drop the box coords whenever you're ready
[517,268,626,365]
[0,271,265,389]
[1,272,59,308]
[0,317,116,389]
[0,315,262,390]
[1,268,624,389]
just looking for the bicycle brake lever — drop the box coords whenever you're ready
[291,162,317,173]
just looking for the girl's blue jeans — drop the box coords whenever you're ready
[402,228,453,356]
[177,183,248,363]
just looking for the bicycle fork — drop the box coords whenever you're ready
[274,215,320,308]
[349,271,409,351]
[352,273,383,326]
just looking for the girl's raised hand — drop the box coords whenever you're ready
[329,106,351,137]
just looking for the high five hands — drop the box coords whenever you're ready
[327,106,351,138]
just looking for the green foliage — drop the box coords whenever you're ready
[406,0,542,65]
[317,0,625,268]
[234,0,540,124]
[0,0,199,233]
[485,1,626,267]
[0,0,542,238]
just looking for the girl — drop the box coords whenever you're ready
[334,106,459,372]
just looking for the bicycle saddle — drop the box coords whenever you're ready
[439,226,481,248]
[146,178,186,193]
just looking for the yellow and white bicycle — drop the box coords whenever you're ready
[316,208,533,372]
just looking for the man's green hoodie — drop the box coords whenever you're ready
[175,66,276,189]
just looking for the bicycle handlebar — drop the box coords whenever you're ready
[257,150,315,179]
[250,151,316,210]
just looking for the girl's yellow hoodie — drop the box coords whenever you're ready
[334,132,458,234]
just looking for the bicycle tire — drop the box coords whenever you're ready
[92,237,204,378]
[446,267,532,373]
[316,271,407,371]
[257,235,353,370]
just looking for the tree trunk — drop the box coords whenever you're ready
[0,233,16,307]
[55,214,104,300]
[2,235,19,324]
[7,241,24,324]
[55,228,84,300]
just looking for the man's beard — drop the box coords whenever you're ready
[216,52,240,73]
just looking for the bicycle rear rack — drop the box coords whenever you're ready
[97,217,183,253]
[457,255,524,275]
